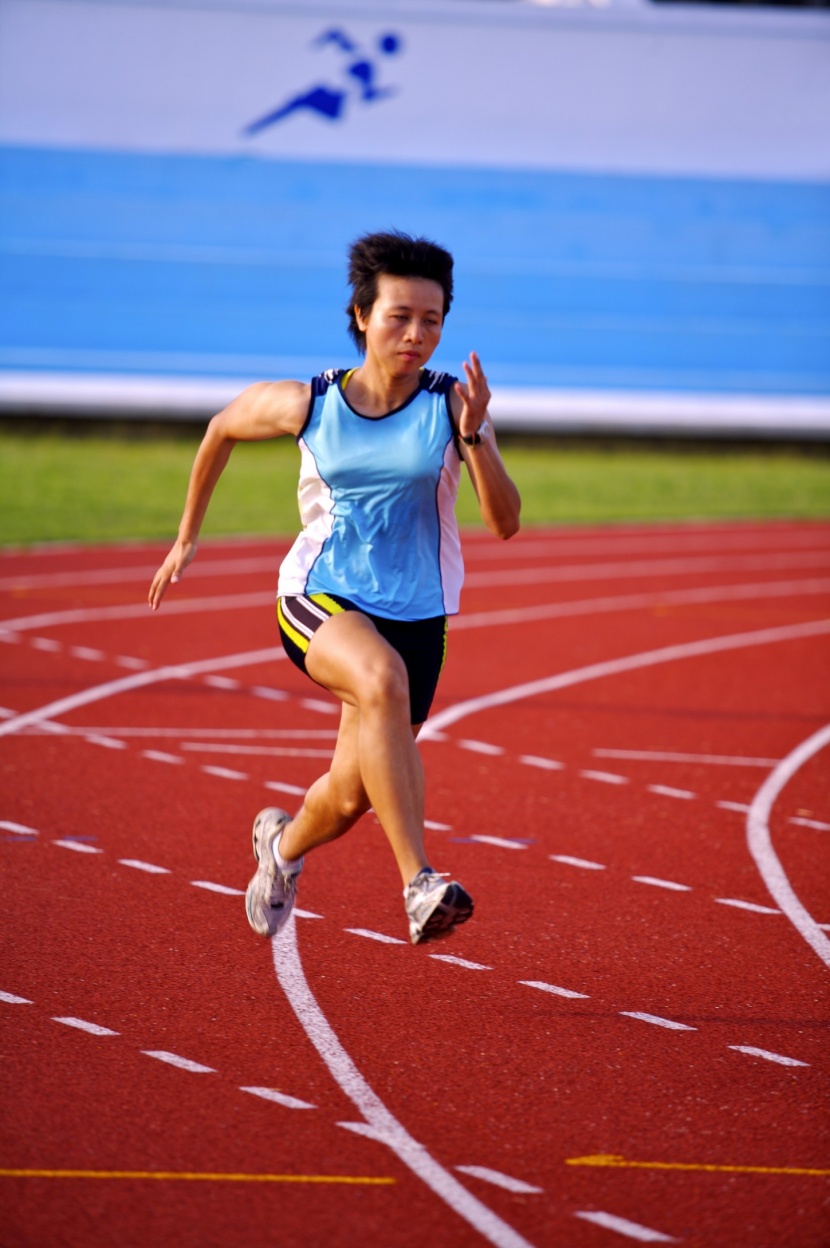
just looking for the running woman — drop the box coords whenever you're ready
[148,230,521,944]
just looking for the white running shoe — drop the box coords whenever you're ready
[403,868,474,945]
[245,807,304,937]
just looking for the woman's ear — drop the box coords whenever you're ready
[354,304,370,332]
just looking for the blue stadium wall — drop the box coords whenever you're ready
[1,0,829,436]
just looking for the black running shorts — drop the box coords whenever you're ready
[277,593,448,725]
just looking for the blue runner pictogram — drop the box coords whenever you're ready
[243,28,403,135]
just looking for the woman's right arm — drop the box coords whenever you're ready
[148,380,309,611]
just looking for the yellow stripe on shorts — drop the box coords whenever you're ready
[277,598,310,653]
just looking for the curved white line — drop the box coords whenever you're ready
[0,647,284,739]
[746,723,830,968]
[271,918,535,1248]
[421,619,830,740]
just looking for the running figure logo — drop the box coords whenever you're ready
[243,28,403,135]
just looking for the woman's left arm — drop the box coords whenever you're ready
[452,352,521,540]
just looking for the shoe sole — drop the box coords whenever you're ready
[412,883,474,945]
[247,808,293,937]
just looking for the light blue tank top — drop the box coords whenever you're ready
[277,369,464,620]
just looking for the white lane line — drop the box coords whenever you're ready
[53,1016,118,1037]
[264,780,307,796]
[114,655,149,670]
[76,726,339,739]
[718,801,752,813]
[632,876,692,892]
[580,770,628,785]
[715,898,781,915]
[789,816,830,831]
[575,1210,678,1243]
[293,908,324,920]
[452,578,830,633]
[142,1050,216,1074]
[240,1086,317,1110]
[200,765,249,781]
[519,754,565,770]
[141,750,184,764]
[455,1165,543,1195]
[620,1012,696,1032]
[647,785,696,800]
[458,739,505,756]
[0,820,38,835]
[747,721,830,969]
[272,917,537,1248]
[119,859,170,875]
[1,991,32,1004]
[425,819,452,831]
[0,646,286,741]
[1,591,276,634]
[301,698,338,714]
[520,981,590,1000]
[54,839,102,854]
[423,622,830,747]
[345,928,406,945]
[470,835,528,850]
[83,734,128,750]
[594,748,782,767]
[251,685,289,701]
[550,855,606,870]
[429,955,492,971]
[729,1046,809,1068]
[190,881,245,896]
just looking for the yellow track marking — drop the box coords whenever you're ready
[567,1154,830,1177]
[0,1169,394,1185]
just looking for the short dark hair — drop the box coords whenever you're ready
[346,230,454,353]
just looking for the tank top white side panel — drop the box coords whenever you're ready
[436,437,464,616]
[276,435,334,597]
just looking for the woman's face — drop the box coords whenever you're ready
[356,274,444,376]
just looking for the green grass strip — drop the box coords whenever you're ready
[0,428,828,546]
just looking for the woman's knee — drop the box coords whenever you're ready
[358,649,410,714]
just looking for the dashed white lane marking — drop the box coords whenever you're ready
[187,743,334,759]
[265,780,307,796]
[519,754,565,770]
[718,800,752,813]
[575,1210,678,1243]
[595,748,782,767]
[272,917,537,1248]
[0,991,32,1004]
[729,1046,810,1068]
[580,770,629,786]
[54,839,102,854]
[31,637,62,652]
[70,646,107,662]
[470,835,528,850]
[252,685,289,701]
[200,765,248,781]
[455,1165,543,1195]
[240,1086,316,1110]
[790,816,830,831]
[715,898,781,915]
[119,859,170,875]
[141,750,184,765]
[301,697,339,715]
[458,739,505,756]
[620,1013,696,1032]
[83,734,128,750]
[293,908,324,920]
[190,881,245,897]
[202,675,240,690]
[550,854,606,870]
[0,645,286,740]
[747,721,830,970]
[142,1050,216,1074]
[75,726,340,740]
[346,928,406,945]
[53,1016,118,1037]
[647,785,696,800]
[429,955,492,971]
[632,876,692,892]
[0,820,38,835]
[520,981,590,1000]
[425,819,452,831]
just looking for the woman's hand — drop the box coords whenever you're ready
[148,538,197,612]
[454,351,491,441]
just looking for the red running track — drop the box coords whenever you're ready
[1,519,829,1248]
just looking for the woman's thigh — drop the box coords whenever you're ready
[304,608,408,710]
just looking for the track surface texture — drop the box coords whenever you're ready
[1,519,829,1248]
